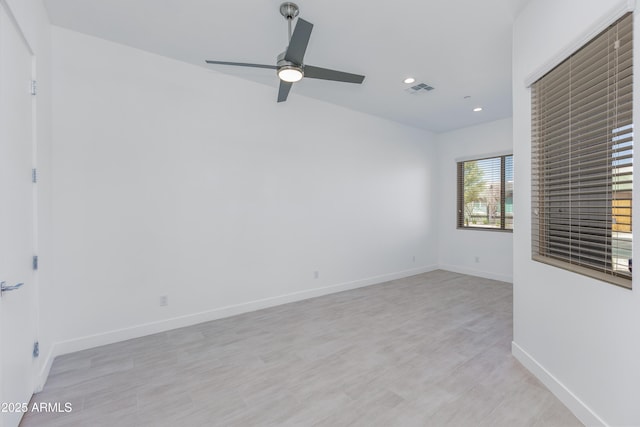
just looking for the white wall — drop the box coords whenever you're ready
[49,27,437,356]
[513,0,640,425]
[3,0,53,391]
[436,118,513,282]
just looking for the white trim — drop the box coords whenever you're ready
[524,0,635,87]
[512,341,608,427]
[437,263,512,283]
[35,347,54,392]
[454,150,513,164]
[39,265,438,384]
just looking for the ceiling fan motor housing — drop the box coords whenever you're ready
[277,51,301,69]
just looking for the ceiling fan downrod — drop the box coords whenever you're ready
[280,2,299,42]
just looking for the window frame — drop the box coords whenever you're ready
[457,154,513,232]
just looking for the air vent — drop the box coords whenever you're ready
[406,82,435,95]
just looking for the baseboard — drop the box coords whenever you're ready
[511,341,607,427]
[35,347,55,393]
[46,264,438,373]
[437,263,512,283]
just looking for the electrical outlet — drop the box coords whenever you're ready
[159,295,168,306]
[412,255,416,263]
[314,271,319,279]
[475,256,480,263]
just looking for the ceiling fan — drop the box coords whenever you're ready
[205,2,365,103]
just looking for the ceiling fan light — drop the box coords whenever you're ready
[278,66,303,82]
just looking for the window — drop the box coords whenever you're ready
[531,13,632,288]
[457,154,513,231]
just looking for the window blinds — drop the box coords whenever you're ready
[531,12,633,288]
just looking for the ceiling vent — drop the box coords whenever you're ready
[406,82,435,95]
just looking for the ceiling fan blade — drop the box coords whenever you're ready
[304,65,365,84]
[205,60,277,70]
[277,81,293,103]
[284,18,313,64]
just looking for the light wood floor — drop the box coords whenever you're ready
[20,270,582,426]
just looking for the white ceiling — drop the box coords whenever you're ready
[43,0,530,133]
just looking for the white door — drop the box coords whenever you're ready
[0,3,37,427]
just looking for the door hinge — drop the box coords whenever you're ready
[33,341,39,358]
[32,168,37,183]
[30,80,37,96]
[32,255,38,270]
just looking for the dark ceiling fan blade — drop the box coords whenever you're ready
[284,18,313,64]
[277,81,293,103]
[205,60,277,70]
[304,65,365,84]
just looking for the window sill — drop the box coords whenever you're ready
[532,255,632,290]
[457,226,513,233]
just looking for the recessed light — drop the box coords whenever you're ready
[404,77,416,84]
[473,107,483,112]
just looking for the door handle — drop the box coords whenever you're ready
[0,281,24,295]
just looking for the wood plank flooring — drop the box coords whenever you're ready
[20,270,582,426]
